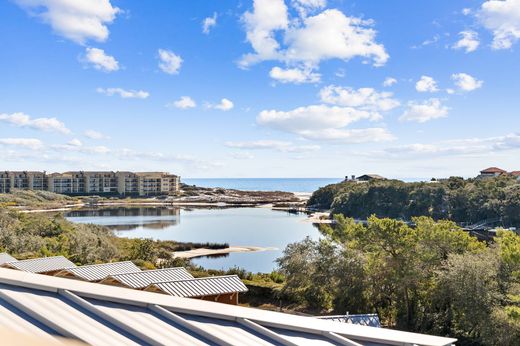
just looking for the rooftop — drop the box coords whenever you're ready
[55,261,141,282]
[1,256,76,274]
[480,167,507,174]
[100,267,194,289]
[0,253,16,266]
[145,275,249,298]
[0,268,457,346]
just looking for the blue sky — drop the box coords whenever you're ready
[1,0,519,179]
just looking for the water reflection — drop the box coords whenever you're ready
[65,207,322,273]
[66,207,180,230]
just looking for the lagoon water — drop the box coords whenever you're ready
[66,207,322,273]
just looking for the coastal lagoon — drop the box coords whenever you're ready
[66,207,322,273]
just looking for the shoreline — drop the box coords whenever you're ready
[172,246,276,259]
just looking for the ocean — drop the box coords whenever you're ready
[182,178,343,193]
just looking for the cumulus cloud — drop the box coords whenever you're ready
[0,138,44,150]
[257,104,393,143]
[210,98,234,111]
[202,12,217,34]
[451,73,483,91]
[400,99,449,123]
[96,87,149,99]
[84,130,110,140]
[240,0,388,78]
[225,140,320,153]
[14,0,120,44]
[452,30,480,53]
[171,96,196,109]
[158,49,182,75]
[319,85,400,118]
[0,112,70,134]
[269,66,320,83]
[479,0,520,49]
[415,75,439,93]
[83,47,119,72]
[383,77,397,87]
[291,0,327,17]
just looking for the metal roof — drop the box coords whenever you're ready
[54,261,141,282]
[0,253,16,265]
[0,268,457,346]
[1,256,76,273]
[100,267,194,288]
[145,275,249,298]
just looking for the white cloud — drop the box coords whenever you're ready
[225,140,320,153]
[240,1,388,74]
[96,87,149,99]
[415,75,439,93]
[383,77,397,87]
[84,47,119,71]
[0,112,70,134]
[462,8,472,16]
[14,0,120,44]
[479,0,520,49]
[172,96,196,109]
[158,49,182,75]
[0,138,44,150]
[241,0,289,67]
[319,85,400,117]
[400,98,449,123]
[377,133,520,158]
[202,12,217,34]
[452,30,480,53]
[230,152,255,160]
[258,105,372,132]
[68,138,82,147]
[211,98,234,111]
[84,130,109,140]
[291,0,327,17]
[451,73,483,91]
[257,104,393,143]
[269,66,320,84]
[296,128,395,143]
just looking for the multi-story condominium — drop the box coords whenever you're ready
[0,170,180,196]
[0,171,48,193]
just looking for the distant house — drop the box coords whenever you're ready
[479,167,507,178]
[357,174,386,182]
[511,171,520,180]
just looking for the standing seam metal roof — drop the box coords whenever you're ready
[0,268,457,346]
[0,253,16,266]
[55,261,141,282]
[1,256,76,273]
[100,267,194,288]
[146,275,248,298]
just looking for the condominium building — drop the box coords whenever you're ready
[0,170,180,196]
[0,171,47,193]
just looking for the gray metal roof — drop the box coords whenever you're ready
[1,256,76,273]
[0,253,16,266]
[55,261,141,282]
[100,267,194,288]
[145,275,249,298]
[0,268,457,346]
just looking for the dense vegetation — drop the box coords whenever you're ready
[277,216,520,345]
[0,189,78,209]
[308,176,520,227]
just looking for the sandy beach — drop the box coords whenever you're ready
[172,246,276,259]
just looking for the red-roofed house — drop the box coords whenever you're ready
[479,167,507,178]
